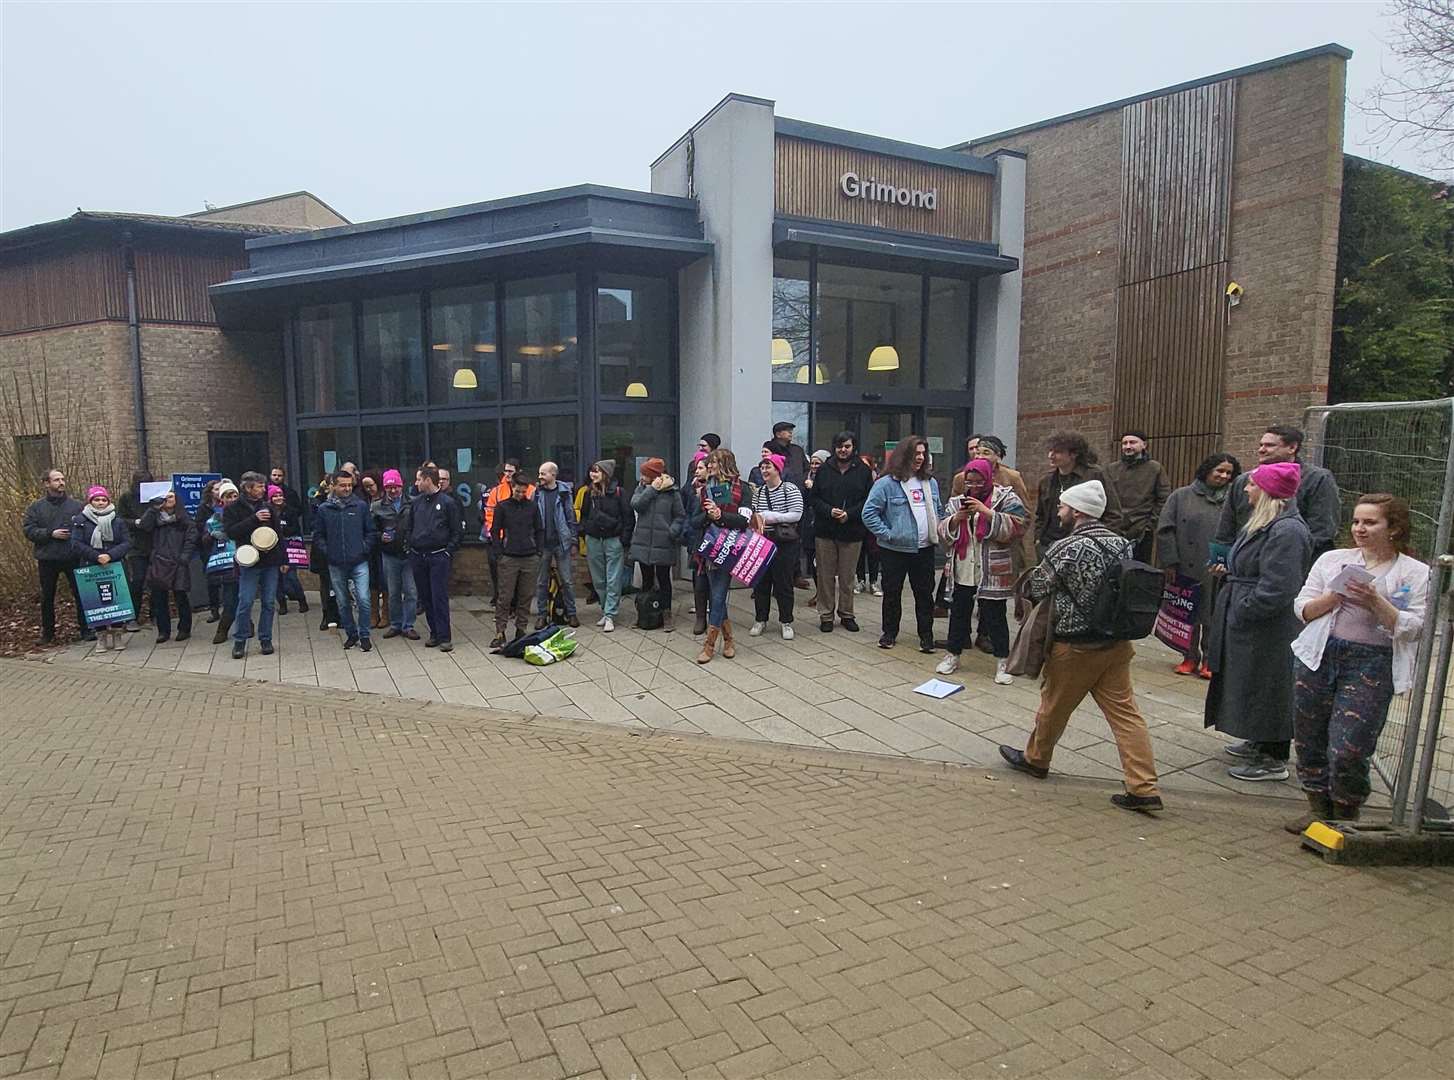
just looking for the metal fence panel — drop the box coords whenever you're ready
[1303,399,1454,828]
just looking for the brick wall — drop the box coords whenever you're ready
[970,51,1346,502]
[137,325,286,476]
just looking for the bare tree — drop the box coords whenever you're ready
[1362,0,1454,176]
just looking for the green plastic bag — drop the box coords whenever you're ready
[523,629,578,666]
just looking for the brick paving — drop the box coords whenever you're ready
[44,587,1335,804]
[1,659,1451,1079]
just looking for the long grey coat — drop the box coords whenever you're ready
[629,481,685,567]
[1203,503,1313,741]
[1157,483,1226,629]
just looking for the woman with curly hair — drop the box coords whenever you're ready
[689,448,757,664]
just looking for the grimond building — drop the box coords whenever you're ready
[0,44,1350,583]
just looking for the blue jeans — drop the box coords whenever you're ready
[329,562,371,640]
[381,552,417,630]
[706,565,733,629]
[585,536,624,618]
[233,565,278,643]
[535,546,577,616]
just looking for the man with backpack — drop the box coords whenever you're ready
[998,480,1164,813]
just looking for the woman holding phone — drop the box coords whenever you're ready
[1285,493,1429,832]
[936,458,1028,683]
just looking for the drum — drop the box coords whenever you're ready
[235,544,260,567]
[251,526,278,552]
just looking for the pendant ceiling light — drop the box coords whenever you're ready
[795,364,828,385]
[452,368,478,389]
[625,382,649,398]
[867,345,900,371]
[771,338,794,366]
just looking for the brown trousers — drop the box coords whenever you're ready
[1025,640,1160,796]
[495,554,539,634]
[815,538,862,621]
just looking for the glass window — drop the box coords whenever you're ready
[504,415,578,486]
[430,420,501,540]
[14,435,52,481]
[599,412,676,486]
[359,294,425,409]
[813,406,860,455]
[360,424,427,487]
[298,426,360,502]
[815,263,922,389]
[925,410,962,475]
[771,401,809,451]
[598,275,670,400]
[862,411,916,467]
[771,259,811,385]
[296,303,357,413]
[504,276,578,400]
[926,278,973,392]
[429,285,498,405]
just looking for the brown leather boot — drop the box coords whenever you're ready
[1284,792,1335,834]
[696,627,719,664]
[721,618,736,659]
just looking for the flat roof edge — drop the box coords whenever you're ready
[950,42,1353,150]
[184,190,352,224]
[650,92,777,169]
[244,184,700,251]
[776,118,997,175]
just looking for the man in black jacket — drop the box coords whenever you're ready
[223,470,286,660]
[21,468,91,645]
[406,465,464,652]
[490,475,545,648]
[270,466,305,528]
[810,432,873,633]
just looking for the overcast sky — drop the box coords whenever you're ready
[0,1,1425,230]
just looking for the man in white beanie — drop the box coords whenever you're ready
[998,480,1164,813]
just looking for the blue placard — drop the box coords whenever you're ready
[171,472,222,516]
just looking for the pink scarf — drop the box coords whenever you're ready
[955,459,995,558]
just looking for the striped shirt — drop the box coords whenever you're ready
[751,480,804,526]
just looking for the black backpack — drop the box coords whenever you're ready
[634,590,664,631]
[1071,534,1163,641]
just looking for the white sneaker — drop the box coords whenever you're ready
[602,617,614,633]
[781,624,795,641]
[871,583,883,597]
[749,621,766,637]
[935,653,960,675]
[688,604,697,614]
[995,660,1014,685]
[94,635,110,654]
[853,580,865,594]
[596,615,607,627]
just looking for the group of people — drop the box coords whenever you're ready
[22,417,1426,830]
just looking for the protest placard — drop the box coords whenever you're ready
[74,563,136,627]
[1153,574,1200,653]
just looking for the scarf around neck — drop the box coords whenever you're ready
[1195,478,1230,505]
[81,503,116,549]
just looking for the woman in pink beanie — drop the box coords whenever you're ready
[1203,460,1313,785]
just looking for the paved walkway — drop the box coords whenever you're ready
[0,660,1449,1080]
[43,587,1320,804]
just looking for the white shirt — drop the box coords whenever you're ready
[1292,549,1429,694]
[904,479,930,548]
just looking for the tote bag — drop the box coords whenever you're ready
[1005,568,1056,678]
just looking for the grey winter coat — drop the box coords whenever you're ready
[629,479,685,566]
[1203,503,1313,741]
[1157,482,1227,628]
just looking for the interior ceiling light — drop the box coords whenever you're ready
[452,368,478,389]
[472,343,496,353]
[431,343,452,351]
[867,345,900,371]
[795,364,829,385]
[518,345,547,357]
[625,382,648,398]
[771,338,794,366]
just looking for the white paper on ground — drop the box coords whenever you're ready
[913,678,964,699]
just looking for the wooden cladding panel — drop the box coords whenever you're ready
[1118,80,1236,287]
[775,136,993,244]
[133,245,246,325]
[0,245,126,333]
[1114,263,1228,486]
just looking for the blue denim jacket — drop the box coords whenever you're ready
[861,475,942,553]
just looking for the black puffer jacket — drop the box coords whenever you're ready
[579,484,634,545]
[22,494,82,561]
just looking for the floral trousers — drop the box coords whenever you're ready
[1294,638,1395,808]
